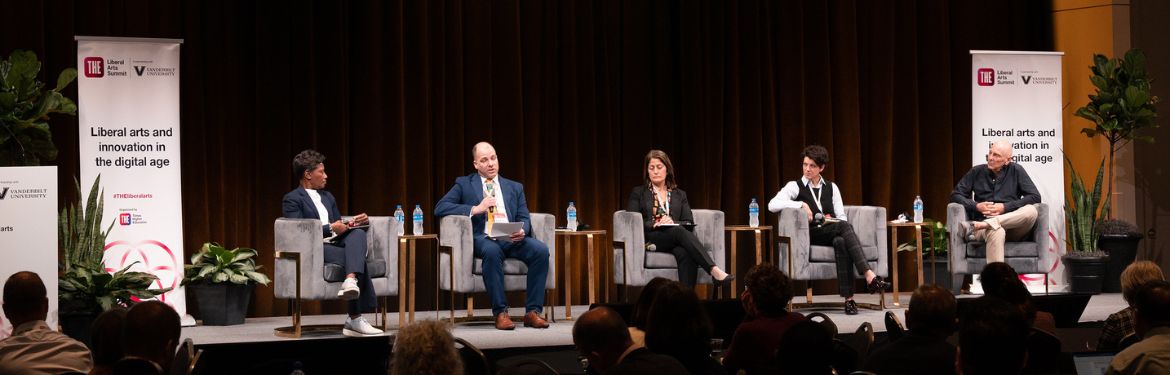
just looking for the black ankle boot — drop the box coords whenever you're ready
[844,299,859,315]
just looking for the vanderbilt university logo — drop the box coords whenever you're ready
[0,187,8,200]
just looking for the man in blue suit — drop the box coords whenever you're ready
[281,149,382,337]
[435,142,550,330]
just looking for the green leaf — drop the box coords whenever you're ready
[55,68,77,91]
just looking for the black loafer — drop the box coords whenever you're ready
[844,299,859,315]
[866,276,891,293]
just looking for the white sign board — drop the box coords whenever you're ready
[0,166,58,338]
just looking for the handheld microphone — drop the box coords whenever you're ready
[813,212,825,227]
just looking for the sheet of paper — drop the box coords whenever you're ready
[490,222,523,239]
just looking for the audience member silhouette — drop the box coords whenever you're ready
[628,277,673,348]
[390,320,463,375]
[0,271,93,374]
[862,284,956,375]
[957,296,1029,375]
[1099,261,1165,351]
[573,306,687,374]
[1107,280,1170,375]
[774,320,834,375]
[979,262,1055,334]
[722,263,803,375]
[89,308,127,375]
[644,281,726,375]
[114,300,181,375]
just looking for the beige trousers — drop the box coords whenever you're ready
[973,204,1039,263]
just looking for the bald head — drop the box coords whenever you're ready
[987,140,1014,173]
[472,142,500,179]
[573,307,633,371]
[990,141,1013,158]
[2,271,49,325]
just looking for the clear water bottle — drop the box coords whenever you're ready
[412,204,424,235]
[394,205,405,236]
[567,201,578,231]
[913,195,924,223]
[749,198,760,228]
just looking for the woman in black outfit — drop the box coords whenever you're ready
[627,150,733,288]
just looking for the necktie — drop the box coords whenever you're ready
[485,179,495,234]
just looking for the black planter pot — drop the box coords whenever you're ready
[924,255,952,291]
[190,283,254,326]
[1098,234,1144,293]
[59,310,99,348]
[1063,254,1110,294]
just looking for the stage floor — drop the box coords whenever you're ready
[182,292,1126,348]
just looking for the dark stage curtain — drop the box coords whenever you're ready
[2,0,1052,317]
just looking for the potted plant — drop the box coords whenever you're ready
[0,49,78,166]
[896,219,950,290]
[1061,157,1110,294]
[58,175,170,345]
[182,242,271,326]
[1097,219,1143,293]
[1072,48,1158,280]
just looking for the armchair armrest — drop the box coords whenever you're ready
[1032,203,1053,273]
[439,215,475,293]
[775,207,811,277]
[692,209,727,276]
[613,211,647,286]
[947,203,971,274]
[529,213,557,289]
[365,216,399,293]
[274,218,326,299]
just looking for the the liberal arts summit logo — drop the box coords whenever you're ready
[977,68,995,86]
[83,57,104,78]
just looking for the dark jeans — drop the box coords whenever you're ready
[810,221,870,297]
[472,236,550,316]
[646,226,716,287]
[323,228,376,315]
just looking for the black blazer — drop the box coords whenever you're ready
[282,186,342,238]
[626,185,695,230]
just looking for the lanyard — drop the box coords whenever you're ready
[807,179,825,213]
[653,186,671,218]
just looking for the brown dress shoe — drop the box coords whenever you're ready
[523,311,550,329]
[495,312,515,330]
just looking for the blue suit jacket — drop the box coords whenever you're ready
[434,173,533,237]
[282,186,341,238]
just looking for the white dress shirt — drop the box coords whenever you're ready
[767,176,848,221]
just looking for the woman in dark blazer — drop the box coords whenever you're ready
[627,150,733,287]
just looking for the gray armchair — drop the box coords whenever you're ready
[612,209,727,298]
[947,203,1051,293]
[776,206,888,309]
[437,213,556,320]
[273,216,399,337]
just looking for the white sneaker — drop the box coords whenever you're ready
[338,277,359,300]
[342,316,382,337]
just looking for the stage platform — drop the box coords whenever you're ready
[181,293,1126,374]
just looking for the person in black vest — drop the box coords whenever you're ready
[767,145,889,315]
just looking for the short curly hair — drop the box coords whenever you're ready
[801,145,830,167]
[744,263,793,317]
[391,320,463,375]
[292,149,325,179]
